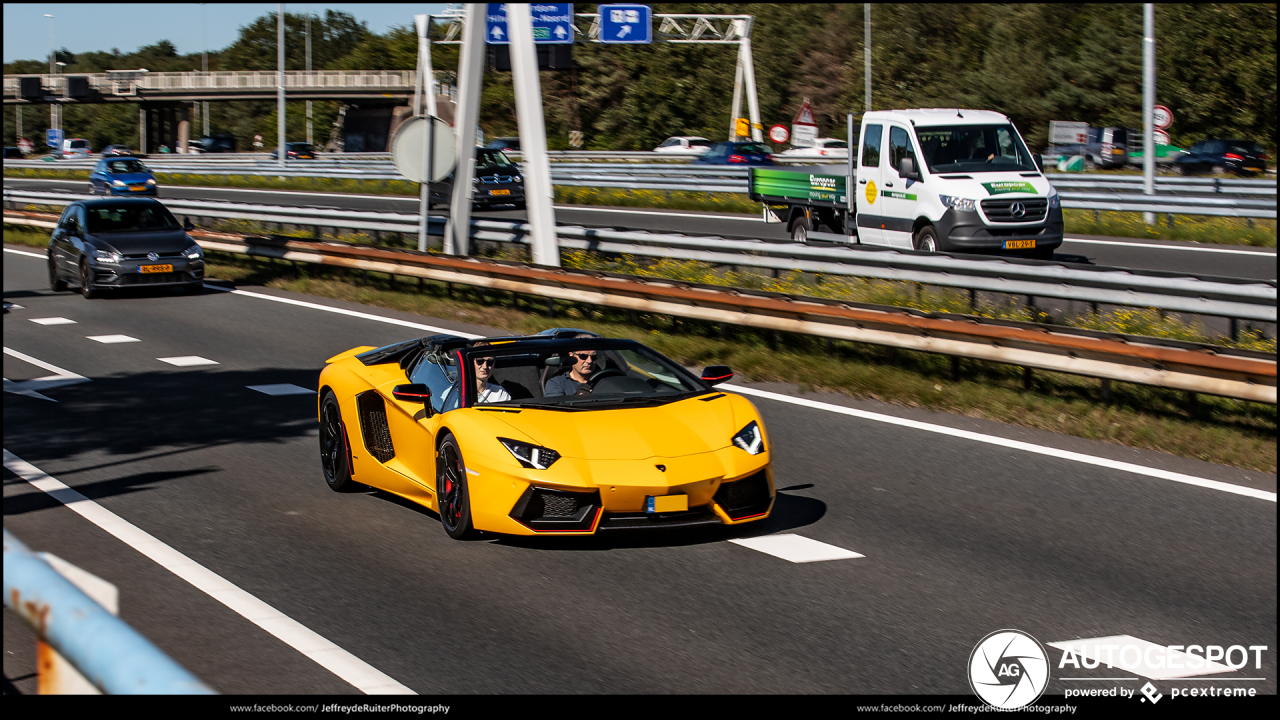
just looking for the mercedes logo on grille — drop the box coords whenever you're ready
[1009,202,1026,218]
[147,251,159,261]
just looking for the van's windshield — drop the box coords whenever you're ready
[915,124,1037,174]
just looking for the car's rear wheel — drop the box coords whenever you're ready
[436,434,475,539]
[790,215,811,243]
[79,260,98,299]
[319,392,359,492]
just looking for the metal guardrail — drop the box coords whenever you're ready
[9,159,1274,216]
[3,203,1273,402]
[4,189,1275,325]
[3,528,217,694]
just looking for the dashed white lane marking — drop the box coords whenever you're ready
[730,534,865,563]
[87,335,140,344]
[3,346,91,401]
[723,385,1277,503]
[157,356,219,367]
[247,383,314,396]
[1048,635,1239,680]
[30,317,77,325]
[2,449,416,695]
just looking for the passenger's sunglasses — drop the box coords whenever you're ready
[474,357,496,367]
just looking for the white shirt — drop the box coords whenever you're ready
[477,382,512,404]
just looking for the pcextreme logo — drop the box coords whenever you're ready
[969,630,1050,709]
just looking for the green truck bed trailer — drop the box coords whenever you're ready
[748,165,853,236]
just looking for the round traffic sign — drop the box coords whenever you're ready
[391,116,457,183]
[1152,104,1173,130]
[1153,129,1170,146]
[769,124,790,144]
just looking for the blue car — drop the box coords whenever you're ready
[89,157,158,196]
[691,141,776,166]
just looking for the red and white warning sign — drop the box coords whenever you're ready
[792,98,818,147]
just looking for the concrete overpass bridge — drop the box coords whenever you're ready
[4,70,455,154]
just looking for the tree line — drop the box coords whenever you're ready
[4,4,1275,155]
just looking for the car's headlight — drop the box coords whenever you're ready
[939,195,977,212]
[112,179,125,187]
[499,438,561,470]
[146,178,157,185]
[184,244,203,260]
[732,421,765,455]
[513,175,523,183]
[1047,189,1061,208]
[93,248,121,263]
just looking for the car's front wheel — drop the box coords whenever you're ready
[436,434,475,539]
[79,260,98,299]
[319,392,359,492]
[913,225,940,253]
[48,256,67,292]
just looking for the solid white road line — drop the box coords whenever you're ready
[2,449,415,695]
[730,534,865,563]
[30,317,77,325]
[157,356,219,367]
[4,248,46,259]
[1048,635,1238,680]
[1063,237,1277,256]
[87,334,140,344]
[247,383,315,396]
[722,384,1277,503]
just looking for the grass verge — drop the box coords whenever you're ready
[5,225,1273,473]
[6,166,1274,247]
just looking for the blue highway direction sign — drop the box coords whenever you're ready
[47,128,63,149]
[599,4,652,44]
[486,3,575,45]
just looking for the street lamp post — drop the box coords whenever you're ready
[278,4,286,169]
[202,3,209,137]
[305,6,313,146]
[44,14,55,140]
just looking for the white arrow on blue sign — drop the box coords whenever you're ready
[485,3,575,45]
[599,4,652,44]
[46,128,63,148]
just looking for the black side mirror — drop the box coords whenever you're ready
[701,365,733,386]
[183,217,195,232]
[1034,154,1045,173]
[393,384,434,417]
[899,157,920,181]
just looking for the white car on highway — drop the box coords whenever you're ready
[654,136,712,154]
[778,138,849,160]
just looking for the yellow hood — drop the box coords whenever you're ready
[482,394,748,460]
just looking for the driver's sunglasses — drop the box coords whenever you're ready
[571,353,597,363]
[474,357,496,367]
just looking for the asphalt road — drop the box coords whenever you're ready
[4,244,1275,696]
[5,177,1276,282]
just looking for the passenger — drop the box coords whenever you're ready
[544,349,599,396]
[472,344,511,404]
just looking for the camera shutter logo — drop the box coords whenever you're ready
[968,630,1049,709]
[1009,201,1026,218]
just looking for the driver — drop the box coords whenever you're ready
[544,348,599,396]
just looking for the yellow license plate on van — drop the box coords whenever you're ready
[1004,240,1036,250]
[489,189,510,196]
[139,264,173,274]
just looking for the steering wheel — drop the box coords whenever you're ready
[587,368,627,388]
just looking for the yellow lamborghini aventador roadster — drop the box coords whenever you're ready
[317,331,774,539]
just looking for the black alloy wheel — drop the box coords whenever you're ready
[436,435,475,539]
[319,392,358,492]
[79,260,98,299]
[48,257,67,292]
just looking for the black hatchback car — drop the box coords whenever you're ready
[429,148,525,210]
[47,198,205,298]
[1174,139,1268,176]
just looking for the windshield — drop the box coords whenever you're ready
[476,150,517,173]
[289,143,314,152]
[915,124,1037,173]
[85,204,180,233]
[463,340,710,409]
[690,139,712,147]
[107,159,147,174]
[735,143,770,155]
